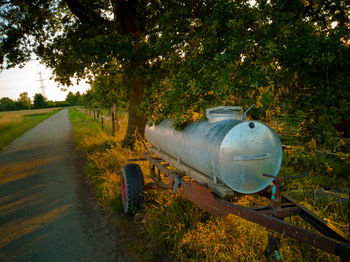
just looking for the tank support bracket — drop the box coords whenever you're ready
[172,176,182,194]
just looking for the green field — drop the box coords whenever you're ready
[0,108,61,150]
[69,107,349,262]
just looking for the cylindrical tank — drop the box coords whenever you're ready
[145,106,282,194]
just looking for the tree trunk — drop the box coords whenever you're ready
[122,77,147,148]
[112,0,147,148]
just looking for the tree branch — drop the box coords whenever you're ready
[115,0,139,35]
[64,0,112,27]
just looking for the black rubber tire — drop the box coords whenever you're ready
[120,163,144,215]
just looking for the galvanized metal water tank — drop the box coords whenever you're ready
[145,106,282,194]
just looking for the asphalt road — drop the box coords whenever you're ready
[0,109,124,262]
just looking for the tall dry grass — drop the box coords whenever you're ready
[0,113,21,123]
[0,107,60,117]
[0,108,61,133]
[0,108,60,150]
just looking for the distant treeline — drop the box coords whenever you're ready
[0,91,87,112]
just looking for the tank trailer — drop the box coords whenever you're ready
[120,106,350,260]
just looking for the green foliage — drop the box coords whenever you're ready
[142,0,350,151]
[1,94,68,111]
[0,93,33,111]
[280,150,349,191]
[0,97,17,111]
[33,93,47,109]
[88,66,128,109]
[16,92,32,109]
[65,91,76,106]
[65,91,83,106]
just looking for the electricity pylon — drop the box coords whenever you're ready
[38,71,46,98]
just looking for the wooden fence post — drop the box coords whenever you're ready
[112,112,116,136]
[113,103,118,135]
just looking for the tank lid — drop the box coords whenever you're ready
[206,106,243,122]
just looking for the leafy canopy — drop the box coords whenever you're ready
[1,0,349,149]
[143,0,350,150]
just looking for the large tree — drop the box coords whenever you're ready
[1,0,151,146]
[65,91,77,106]
[16,92,32,109]
[1,0,349,150]
[33,93,47,108]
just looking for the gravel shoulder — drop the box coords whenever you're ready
[0,109,126,262]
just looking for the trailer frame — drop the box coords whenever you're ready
[126,147,350,260]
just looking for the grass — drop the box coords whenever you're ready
[0,108,61,150]
[68,107,349,262]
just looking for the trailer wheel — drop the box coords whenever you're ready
[120,163,144,215]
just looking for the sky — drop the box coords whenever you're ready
[0,59,90,102]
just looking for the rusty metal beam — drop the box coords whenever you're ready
[253,204,300,217]
[182,181,350,259]
[282,194,349,243]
